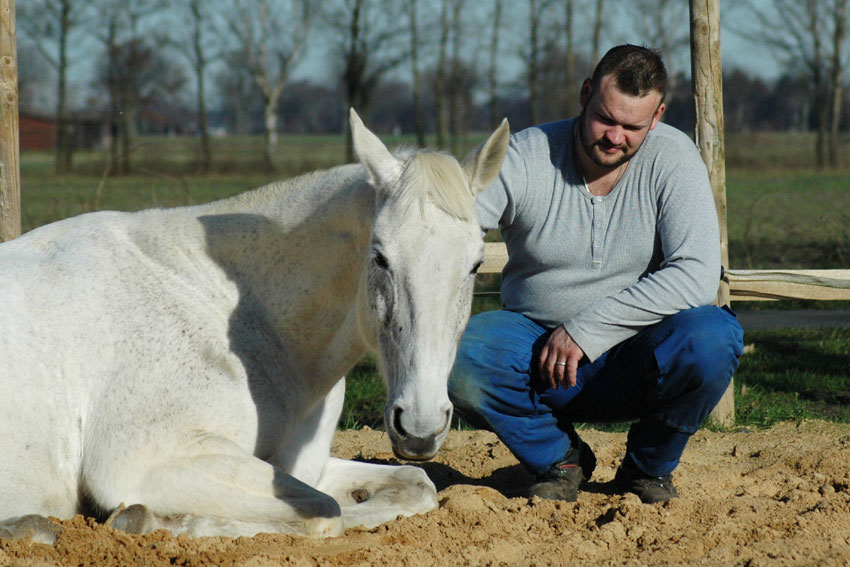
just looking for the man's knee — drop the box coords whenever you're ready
[448,309,544,411]
[449,311,501,410]
[657,306,744,393]
[448,343,486,411]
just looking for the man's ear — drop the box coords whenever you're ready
[650,102,666,130]
[579,78,593,108]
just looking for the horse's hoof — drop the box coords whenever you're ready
[302,515,344,538]
[0,514,64,545]
[106,504,154,534]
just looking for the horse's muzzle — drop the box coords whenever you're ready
[386,404,452,461]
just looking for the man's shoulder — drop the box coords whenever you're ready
[638,122,704,170]
[645,122,698,152]
[512,118,576,151]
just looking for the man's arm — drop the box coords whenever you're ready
[562,144,720,365]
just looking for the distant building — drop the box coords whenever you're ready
[19,112,111,151]
[19,113,55,151]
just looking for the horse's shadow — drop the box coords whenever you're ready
[353,456,620,499]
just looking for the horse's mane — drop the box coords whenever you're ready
[203,149,475,225]
[395,149,475,223]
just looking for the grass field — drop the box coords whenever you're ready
[15,131,850,429]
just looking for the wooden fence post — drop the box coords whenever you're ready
[690,0,734,426]
[0,0,20,243]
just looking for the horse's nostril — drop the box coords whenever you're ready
[392,407,407,437]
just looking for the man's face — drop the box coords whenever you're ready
[578,74,666,169]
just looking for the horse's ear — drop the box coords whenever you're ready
[350,108,402,193]
[461,118,509,195]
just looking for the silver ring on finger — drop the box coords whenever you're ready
[554,361,567,366]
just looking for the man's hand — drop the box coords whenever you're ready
[538,326,585,390]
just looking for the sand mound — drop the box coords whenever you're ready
[3,421,849,566]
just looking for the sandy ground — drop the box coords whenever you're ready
[2,421,850,567]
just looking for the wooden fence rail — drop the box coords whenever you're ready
[480,242,850,302]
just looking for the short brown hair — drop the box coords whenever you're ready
[591,44,667,101]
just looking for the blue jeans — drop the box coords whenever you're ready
[448,306,744,477]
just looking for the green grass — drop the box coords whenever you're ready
[734,327,850,426]
[14,132,850,431]
[726,169,850,270]
[340,356,387,430]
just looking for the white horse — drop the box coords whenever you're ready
[0,110,509,541]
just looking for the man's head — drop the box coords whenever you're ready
[590,44,667,102]
[577,45,667,170]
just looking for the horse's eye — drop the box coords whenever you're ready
[374,252,389,270]
[471,260,483,275]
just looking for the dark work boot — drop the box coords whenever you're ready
[614,455,679,504]
[528,439,596,502]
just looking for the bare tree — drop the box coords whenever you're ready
[323,0,407,161]
[228,0,314,171]
[18,0,92,173]
[743,0,841,168]
[16,42,53,113]
[92,0,166,175]
[806,0,828,168]
[431,0,477,151]
[435,0,450,148]
[447,0,467,154]
[828,0,848,167]
[407,0,426,147]
[98,39,186,174]
[625,0,690,96]
[488,0,504,129]
[591,0,604,67]
[170,0,223,173]
[526,0,556,125]
[562,0,577,117]
[216,50,263,136]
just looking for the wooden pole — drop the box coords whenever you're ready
[0,0,20,242]
[690,0,734,426]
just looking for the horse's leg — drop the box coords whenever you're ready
[273,377,438,530]
[314,458,438,530]
[100,443,344,538]
[273,378,347,487]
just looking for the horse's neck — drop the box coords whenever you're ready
[197,165,376,388]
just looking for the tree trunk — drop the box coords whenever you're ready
[488,0,502,129]
[592,0,604,67]
[197,68,212,173]
[436,0,449,149]
[106,18,119,174]
[528,0,540,125]
[808,0,827,169]
[690,0,732,426]
[448,0,465,155]
[121,106,133,175]
[0,0,21,242]
[828,0,847,167]
[408,0,425,147]
[55,0,73,174]
[263,98,277,171]
[564,0,576,117]
[192,0,212,173]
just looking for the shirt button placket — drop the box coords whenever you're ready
[591,196,603,269]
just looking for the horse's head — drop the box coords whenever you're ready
[350,109,509,461]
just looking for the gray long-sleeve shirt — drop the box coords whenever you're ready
[476,117,720,362]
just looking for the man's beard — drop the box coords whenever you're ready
[577,107,638,170]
